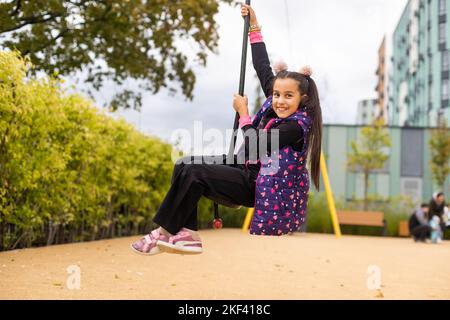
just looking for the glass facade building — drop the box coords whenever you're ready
[390,0,450,127]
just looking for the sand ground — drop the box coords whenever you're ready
[0,229,449,300]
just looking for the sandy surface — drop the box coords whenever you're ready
[0,229,449,300]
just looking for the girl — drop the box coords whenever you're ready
[130,4,322,255]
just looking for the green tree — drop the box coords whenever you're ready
[0,0,235,111]
[429,120,450,192]
[347,119,391,211]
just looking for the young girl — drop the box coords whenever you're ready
[130,4,322,255]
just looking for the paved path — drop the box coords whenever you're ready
[0,229,449,299]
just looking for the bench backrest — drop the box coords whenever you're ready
[337,211,385,227]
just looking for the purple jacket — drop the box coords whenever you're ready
[249,96,312,236]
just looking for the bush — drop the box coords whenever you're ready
[304,192,333,234]
[0,51,173,250]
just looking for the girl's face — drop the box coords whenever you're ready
[272,78,303,119]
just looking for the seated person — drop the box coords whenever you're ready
[429,192,449,239]
[409,203,431,243]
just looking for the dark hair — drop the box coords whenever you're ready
[420,203,429,209]
[436,192,444,198]
[272,71,323,190]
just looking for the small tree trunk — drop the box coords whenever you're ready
[46,222,58,246]
[11,231,28,250]
[91,226,97,241]
[364,171,369,211]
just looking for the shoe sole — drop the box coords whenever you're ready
[157,241,203,255]
[130,244,162,256]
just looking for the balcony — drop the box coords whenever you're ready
[443,71,450,79]
[439,14,447,24]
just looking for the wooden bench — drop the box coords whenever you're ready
[337,211,387,236]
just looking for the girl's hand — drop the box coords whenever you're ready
[233,94,249,116]
[241,4,258,26]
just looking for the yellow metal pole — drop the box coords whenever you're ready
[242,208,254,232]
[320,151,342,238]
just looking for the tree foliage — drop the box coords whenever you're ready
[347,119,391,210]
[429,120,450,192]
[0,0,235,110]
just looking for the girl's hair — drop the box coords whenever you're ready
[272,70,323,190]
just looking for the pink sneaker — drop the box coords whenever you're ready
[130,229,169,256]
[157,229,203,254]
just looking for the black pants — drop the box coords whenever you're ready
[153,155,256,235]
[410,225,431,241]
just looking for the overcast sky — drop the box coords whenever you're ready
[81,0,409,153]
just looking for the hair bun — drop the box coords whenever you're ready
[299,65,313,77]
[273,60,288,74]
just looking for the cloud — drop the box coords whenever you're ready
[65,0,408,152]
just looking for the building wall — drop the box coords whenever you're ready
[376,37,387,122]
[390,0,450,127]
[356,99,378,125]
[321,124,450,204]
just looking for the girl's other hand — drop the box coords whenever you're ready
[241,4,258,25]
[233,94,249,116]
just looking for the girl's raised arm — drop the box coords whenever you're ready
[242,5,275,98]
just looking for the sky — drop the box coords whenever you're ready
[76,0,409,154]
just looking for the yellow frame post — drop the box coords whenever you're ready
[242,208,254,232]
[320,151,342,238]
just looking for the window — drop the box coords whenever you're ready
[443,51,450,71]
[401,130,424,177]
[443,79,449,100]
[429,82,433,103]
[439,0,446,15]
[429,1,432,20]
[429,55,433,74]
[439,23,446,45]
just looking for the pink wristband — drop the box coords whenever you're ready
[249,31,263,44]
[239,115,252,128]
